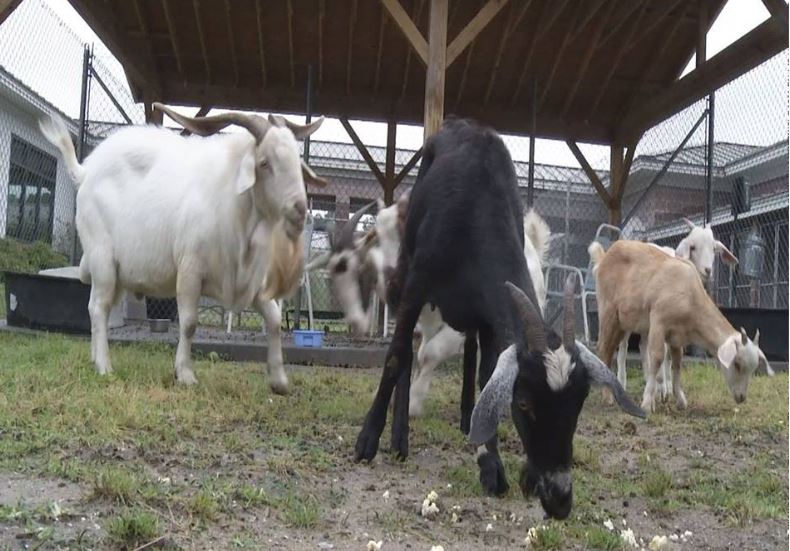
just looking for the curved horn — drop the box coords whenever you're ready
[576,341,646,419]
[334,201,376,251]
[154,103,270,143]
[301,160,328,188]
[268,114,324,140]
[682,217,696,230]
[563,275,576,348]
[505,281,546,353]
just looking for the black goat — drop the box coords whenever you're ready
[354,118,644,520]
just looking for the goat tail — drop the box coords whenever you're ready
[261,222,305,300]
[523,209,551,263]
[588,241,606,268]
[39,115,85,187]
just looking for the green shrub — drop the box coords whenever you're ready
[0,238,68,281]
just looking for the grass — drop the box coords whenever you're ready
[0,330,786,549]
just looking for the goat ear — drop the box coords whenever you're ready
[717,336,738,369]
[234,148,257,194]
[675,237,691,259]
[714,240,738,265]
[758,350,775,376]
[301,161,328,188]
[268,114,324,140]
[576,341,646,418]
[469,345,519,445]
[753,329,760,346]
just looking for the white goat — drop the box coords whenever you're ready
[615,218,738,398]
[590,240,772,413]
[309,199,551,417]
[40,105,326,391]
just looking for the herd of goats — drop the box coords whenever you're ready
[38,106,773,520]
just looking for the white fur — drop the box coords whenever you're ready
[40,114,316,391]
[544,347,574,391]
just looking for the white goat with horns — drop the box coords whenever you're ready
[40,105,326,391]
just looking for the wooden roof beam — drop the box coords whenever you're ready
[568,0,608,43]
[339,117,385,185]
[224,0,239,87]
[453,33,476,108]
[761,0,788,29]
[445,0,509,68]
[380,0,428,66]
[560,0,618,118]
[162,0,185,81]
[598,0,649,48]
[395,148,423,185]
[623,0,688,54]
[346,0,358,95]
[373,7,387,94]
[566,140,611,204]
[255,0,267,88]
[538,3,585,110]
[398,0,425,100]
[192,0,211,84]
[287,0,295,87]
[424,0,448,139]
[482,0,532,105]
[617,17,788,143]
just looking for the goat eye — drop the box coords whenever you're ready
[259,160,268,169]
[689,245,695,252]
[518,399,535,420]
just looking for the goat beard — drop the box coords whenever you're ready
[261,221,304,300]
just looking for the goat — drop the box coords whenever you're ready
[615,219,738,397]
[590,240,773,413]
[353,118,643,520]
[311,199,551,420]
[39,105,326,391]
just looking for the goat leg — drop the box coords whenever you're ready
[390,360,413,459]
[460,330,478,434]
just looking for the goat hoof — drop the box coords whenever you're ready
[478,452,509,497]
[176,369,198,386]
[460,414,471,435]
[354,428,381,463]
[269,380,289,396]
[390,429,409,461]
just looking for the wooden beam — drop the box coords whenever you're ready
[587,0,649,119]
[616,139,639,201]
[192,0,211,84]
[424,0,448,140]
[162,0,184,80]
[69,0,160,96]
[384,122,397,203]
[568,0,608,43]
[510,0,571,107]
[762,0,789,28]
[373,4,386,94]
[453,30,476,108]
[346,0,358,95]
[696,0,707,68]
[598,0,649,48]
[623,0,687,54]
[395,148,423,185]
[483,0,532,105]
[445,0,509,68]
[560,0,618,118]
[566,140,611,204]
[255,0,267,88]
[287,0,295,87]
[339,117,386,185]
[399,0,425,100]
[224,0,239,87]
[538,2,585,110]
[617,18,788,143]
[380,0,429,66]
[318,0,325,88]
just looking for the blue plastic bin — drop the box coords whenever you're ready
[293,329,325,348]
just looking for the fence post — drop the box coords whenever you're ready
[71,45,92,265]
[295,64,315,330]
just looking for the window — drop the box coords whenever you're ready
[6,136,57,243]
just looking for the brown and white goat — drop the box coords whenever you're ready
[590,240,772,413]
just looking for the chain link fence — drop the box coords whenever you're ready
[0,1,787,343]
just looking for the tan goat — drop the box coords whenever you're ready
[589,240,773,413]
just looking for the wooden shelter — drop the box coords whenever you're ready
[1,0,786,221]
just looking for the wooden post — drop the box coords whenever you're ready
[423,0,448,140]
[384,121,397,205]
[608,145,624,226]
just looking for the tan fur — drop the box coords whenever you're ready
[262,224,304,300]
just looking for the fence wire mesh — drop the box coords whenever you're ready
[0,0,787,343]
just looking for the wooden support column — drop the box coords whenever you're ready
[0,0,23,26]
[423,0,448,140]
[384,121,397,205]
[608,145,624,226]
[144,92,163,126]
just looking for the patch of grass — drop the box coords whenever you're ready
[573,436,601,471]
[0,238,68,282]
[187,490,220,522]
[529,523,565,550]
[279,490,320,528]
[234,484,273,509]
[106,509,160,549]
[643,469,672,498]
[93,467,141,505]
[584,526,622,550]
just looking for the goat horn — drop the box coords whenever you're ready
[268,114,325,140]
[301,160,328,188]
[334,201,376,251]
[505,281,546,353]
[682,217,696,230]
[154,103,270,144]
[563,275,576,348]
[740,327,748,345]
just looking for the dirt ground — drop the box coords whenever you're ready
[0,332,786,550]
